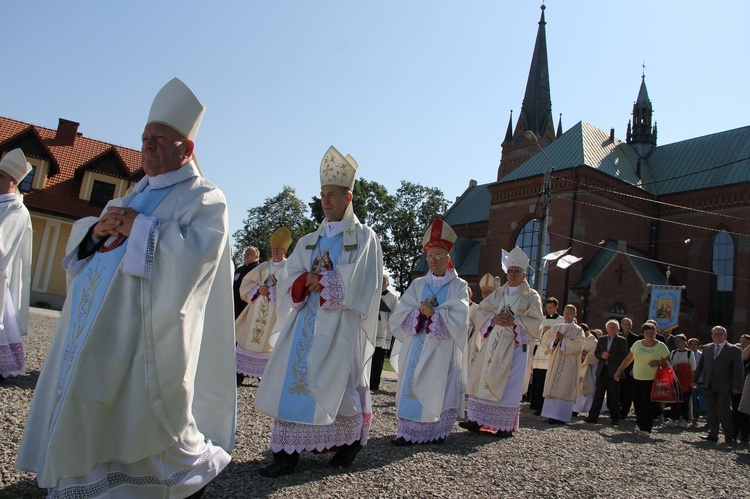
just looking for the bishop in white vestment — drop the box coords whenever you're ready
[16,78,236,498]
[389,218,469,446]
[255,146,382,477]
[0,149,33,380]
[461,247,543,437]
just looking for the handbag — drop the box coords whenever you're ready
[650,364,682,403]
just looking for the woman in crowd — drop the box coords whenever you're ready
[664,334,695,429]
[614,322,670,437]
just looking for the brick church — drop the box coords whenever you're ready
[432,5,750,341]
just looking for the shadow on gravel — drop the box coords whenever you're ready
[0,479,46,499]
[1,371,39,391]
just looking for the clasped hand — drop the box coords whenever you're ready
[305,269,320,293]
[93,207,139,239]
[419,300,434,318]
[491,313,514,328]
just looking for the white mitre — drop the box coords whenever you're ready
[0,148,32,182]
[506,246,530,270]
[320,146,357,190]
[147,77,205,141]
[479,272,501,292]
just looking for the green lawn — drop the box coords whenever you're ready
[383,359,395,372]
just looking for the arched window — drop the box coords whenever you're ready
[610,303,626,315]
[709,229,734,325]
[513,218,550,296]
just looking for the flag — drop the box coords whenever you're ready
[556,255,582,269]
[649,285,682,332]
[543,247,570,261]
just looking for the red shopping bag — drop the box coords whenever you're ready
[650,365,682,403]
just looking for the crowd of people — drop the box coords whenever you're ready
[2,78,749,498]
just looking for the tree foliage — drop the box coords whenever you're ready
[233,181,449,293]
[232,185,316,264]
[385,181,450,294]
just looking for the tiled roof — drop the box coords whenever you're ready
[646,125,750,196]
[0,116,142,220]
[443,183,491,226]
[498,120,750,197]
[501,121,646,190]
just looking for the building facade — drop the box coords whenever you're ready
[0,117,142,308]
[436,5,749,341]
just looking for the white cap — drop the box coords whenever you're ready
[320,146,357,190]
[147,78,205,141]
[0,148,32,182]
[506,246,530,271]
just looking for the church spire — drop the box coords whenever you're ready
[502,110,513,145]
[556,113,563,138]
[519,4,553,137]
[626,65,657,156]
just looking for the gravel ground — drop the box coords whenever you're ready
[2,309,749,498]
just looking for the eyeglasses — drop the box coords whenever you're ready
[426,255,447,262]
[506,269,523,275]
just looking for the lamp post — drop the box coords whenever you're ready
[523,130,552,294]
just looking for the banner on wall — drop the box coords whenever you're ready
[648,285,682,333]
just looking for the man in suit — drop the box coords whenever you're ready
[585,319,629,425]
[692,326,744,443]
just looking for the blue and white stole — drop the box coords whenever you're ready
[397,279,451,420]
[40,186,173,467]
[277,232,344,423]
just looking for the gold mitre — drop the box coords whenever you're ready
[506,246,530,270]
[147,77,205,141]
[320,146,357,190]
[479,273,501,292]
[0,148,32,182]
[270,227,292,250]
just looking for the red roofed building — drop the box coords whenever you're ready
[0,116,143,308]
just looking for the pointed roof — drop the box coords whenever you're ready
[503,110,514,145]
[519,4,553,137]
[635,75,652,110]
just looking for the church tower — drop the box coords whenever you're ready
[497,4,557,180]
[626,72,658,158]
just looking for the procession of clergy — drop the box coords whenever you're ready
[1,77,730,498]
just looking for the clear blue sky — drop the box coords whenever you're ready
[3,1,748,245]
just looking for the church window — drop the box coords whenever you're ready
[513,218,550,296]
[610,303,626,315]
[709,229,734,325]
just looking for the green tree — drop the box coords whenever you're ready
[233,186,316,264]
[385,181,450,293]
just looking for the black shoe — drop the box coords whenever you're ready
[329,441,363,467]
[532,410,542,416]
[458,420,481,433]
[611,420,619,426]
[700,434,718,443]
[495,430,514,438]
[259,452,298,477]
[391,437,413,447]
[724,436,736,445]
[572,412,579,418]
[237,373,245,386]
[547,418,564,425]
[584,417,598,424]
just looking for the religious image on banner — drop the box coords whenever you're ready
[648,285,682,332]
